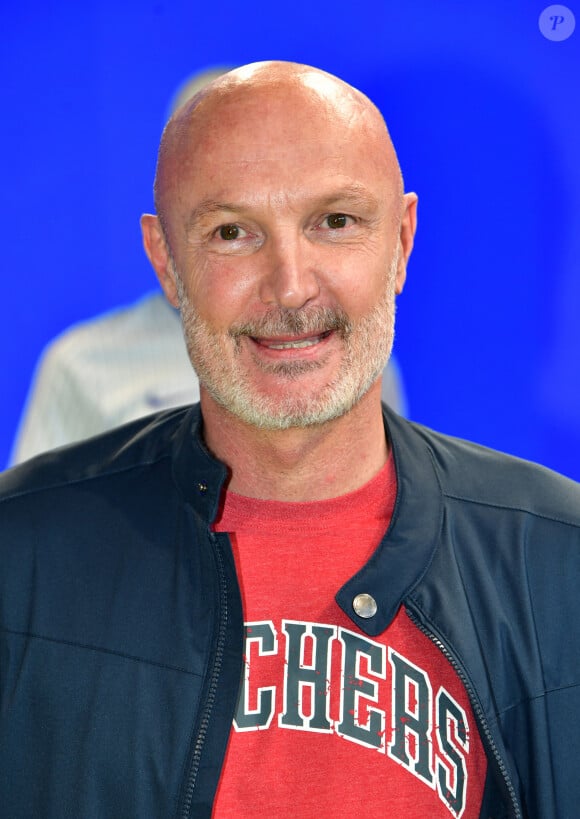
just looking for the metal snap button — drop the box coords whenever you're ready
[352,593,378,619]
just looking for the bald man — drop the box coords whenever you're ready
[10,67,406,467]
[0,62,579,819]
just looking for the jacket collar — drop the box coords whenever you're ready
[171,404,230,524]
[173,403,443,638]
[336,406,443,636]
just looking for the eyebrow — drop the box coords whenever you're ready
[313,184,381,212]
[186,201,245,232]
[185,184,381,231]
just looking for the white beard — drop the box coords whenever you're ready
[175,251,399,430]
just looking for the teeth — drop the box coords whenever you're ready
[266,337,321,350]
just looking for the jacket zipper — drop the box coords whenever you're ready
[180,533,228,818]
[405,605,521,819]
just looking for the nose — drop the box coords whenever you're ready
[258,234,321,309]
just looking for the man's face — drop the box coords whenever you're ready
[154,82,412,429]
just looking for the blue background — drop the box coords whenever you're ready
[1,1,579,478]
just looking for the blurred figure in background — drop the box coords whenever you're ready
[10,66,407,465]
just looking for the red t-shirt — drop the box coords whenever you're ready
[212,454,486,817]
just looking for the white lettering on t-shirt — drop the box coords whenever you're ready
[234,619,470,818]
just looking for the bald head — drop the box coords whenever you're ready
[153,61,403,242]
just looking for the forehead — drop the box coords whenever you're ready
[196,87,375,162]
[159,81,398,225]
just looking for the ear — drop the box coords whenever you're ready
[395,192,418,295]
[140,214,180,307]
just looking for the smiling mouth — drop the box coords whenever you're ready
[252,331,332,350]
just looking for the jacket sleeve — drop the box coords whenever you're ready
[508,515,580,817]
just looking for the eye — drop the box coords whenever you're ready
[321,213,352,230]
[218,224,247,241]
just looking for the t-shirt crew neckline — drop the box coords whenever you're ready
[212,454,396,532]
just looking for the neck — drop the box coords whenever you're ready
[200,381,388,501]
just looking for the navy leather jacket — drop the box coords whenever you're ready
[0,404,579,818]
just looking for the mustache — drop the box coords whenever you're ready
[230,306,353,339]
